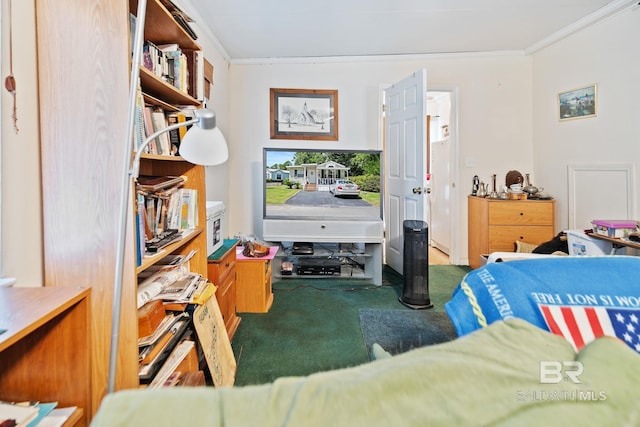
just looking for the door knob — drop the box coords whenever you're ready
[412,187,423,194]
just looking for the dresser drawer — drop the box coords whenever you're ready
[488,202,553,225]
[488,225,555,251]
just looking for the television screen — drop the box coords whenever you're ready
[263,148,383,221]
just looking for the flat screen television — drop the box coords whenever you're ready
[262,148,384,242]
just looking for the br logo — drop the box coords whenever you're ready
[539,361,584,384]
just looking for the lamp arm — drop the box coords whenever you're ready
[131,119,196,179]
[108,0,148,394]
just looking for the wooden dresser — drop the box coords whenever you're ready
[468,196,556,269]
[207,239,241,340]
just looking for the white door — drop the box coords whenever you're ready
[384,70,427,274]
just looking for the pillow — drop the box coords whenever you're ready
[515,240,538,253]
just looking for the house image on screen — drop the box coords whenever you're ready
[265,168,290,181]
[287,160,350,191]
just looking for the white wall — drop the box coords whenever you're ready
[175,1,232,204]
[1,0,43,286]
[227,55,533,264]
[532,6,640,230]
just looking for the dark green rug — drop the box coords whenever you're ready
[359,308,457,360]
[231,265,470,386]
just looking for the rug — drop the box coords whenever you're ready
[359,308,458,360]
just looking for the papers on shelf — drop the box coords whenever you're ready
[37,407,77,427]
[0,401,39,427]
[138,312,188,347]
[148,340,195,389]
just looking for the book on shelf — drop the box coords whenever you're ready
[177,370,205,387]
[142,106,156,154]
[180,188,198,229]
[138,312,188,347]
[139,325,175,364]
[150,108,172,155]
[137,175,185,192]
[165,114,182,155]
[38,406,77,427]
[0,401,39,427]
[162,277,213,312]
[134,84,146,151]
[136,193,146,266]
[138,317,191,384]
[148,339,196,389]
[154,272,201,302]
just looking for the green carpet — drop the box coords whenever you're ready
[231,264,470,386]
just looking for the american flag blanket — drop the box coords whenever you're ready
[445,256,640,355]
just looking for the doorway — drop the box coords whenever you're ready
[379,85,459,266]
[426,91,453,263]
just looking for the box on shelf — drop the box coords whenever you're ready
[206,201,226,256]
[138,299,166,338]
[565,229,626,256]
[591,220,638,238]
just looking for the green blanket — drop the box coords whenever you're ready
[91,319,640,426]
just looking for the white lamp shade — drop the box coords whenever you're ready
[179,125,229,166]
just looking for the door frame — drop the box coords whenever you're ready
[378,84,461,265]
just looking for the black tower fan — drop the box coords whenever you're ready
[399,220,433,309]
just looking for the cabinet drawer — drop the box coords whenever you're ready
[488,202,553,225]
[488,225,555,251]
[210,253,236,286]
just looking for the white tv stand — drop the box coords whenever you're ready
[263,219,383,285]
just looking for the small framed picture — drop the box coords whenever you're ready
[558,84,597,121]
[270,88,338,140]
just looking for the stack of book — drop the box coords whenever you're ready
[135,176,198,265]
[0,401,76,427]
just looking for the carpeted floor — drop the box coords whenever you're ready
[231,264,470,386]
[359,308,457,360]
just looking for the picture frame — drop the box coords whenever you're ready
[270,88,338,140]
[558,84,597,121]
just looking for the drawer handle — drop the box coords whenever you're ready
[225,262,230,267]
[520,212,524,216]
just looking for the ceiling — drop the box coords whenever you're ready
[184,0,633,61]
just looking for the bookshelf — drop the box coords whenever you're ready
[0,287,91,426]
[35,0,209,419]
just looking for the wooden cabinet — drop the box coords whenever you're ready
[0,287,91,426]
[36,0,209,415]
[468,196,556,269]
[236,248,275,313]
[207,239,241,340]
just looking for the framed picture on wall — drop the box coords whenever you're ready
[270,88,338,140]
[558,84,597,121]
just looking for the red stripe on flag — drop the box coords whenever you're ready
[584,306,604,338]
[560,306,585,350]
[540,305,563,336]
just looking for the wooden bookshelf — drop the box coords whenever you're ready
[35,0,209,420]
[0,286,91,426]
